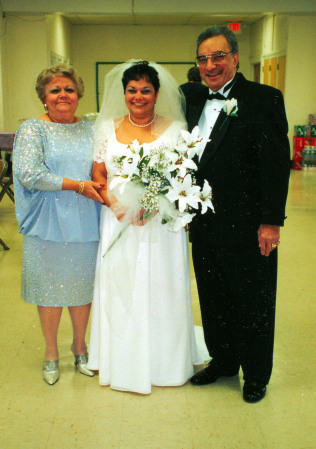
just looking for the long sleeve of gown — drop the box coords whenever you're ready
[13,120,63,191]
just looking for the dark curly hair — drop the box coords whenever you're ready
[187,66,202,83]
[122,61,160,93]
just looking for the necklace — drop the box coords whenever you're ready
[129,113,156,128]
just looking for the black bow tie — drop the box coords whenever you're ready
[207,77,237,101]
[207,92,226,101]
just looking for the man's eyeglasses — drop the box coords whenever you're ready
[195,52,232,66]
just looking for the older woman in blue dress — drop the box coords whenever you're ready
[13,64,104,385]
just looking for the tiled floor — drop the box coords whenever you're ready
[0,170,315,449]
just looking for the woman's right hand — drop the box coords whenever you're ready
[80,181,105,203]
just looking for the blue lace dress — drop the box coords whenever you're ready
[13,119,100,307]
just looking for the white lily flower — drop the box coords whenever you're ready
[125,144,141,163]
[178,126,207,159]
[220,98,238,130]
[164,149,179,163]
[223,98,238,116]
[170,212,195,233]
[174,142,188,155]
[180,126,200,145]
[148,150,168,167]
[187,141,206,160]
[164,171,172,183]
[109,175,130,194]
[121,157,139,178]
[129,140,142,153]
[200,180,215,214]
[166,175,201,214]
[167,154,197,177]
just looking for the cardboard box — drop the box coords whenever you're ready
[303,137,315,147]
[293,136,304,149]
[294,160,302,170]
[294,125,305,136]
[308,114,316,125]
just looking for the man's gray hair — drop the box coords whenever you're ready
[196,25,239,56]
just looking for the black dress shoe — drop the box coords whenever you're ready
[190,362,239,386]
[243,381,266,403]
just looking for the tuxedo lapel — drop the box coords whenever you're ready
[198,100,238,171]
[197,73,245,172]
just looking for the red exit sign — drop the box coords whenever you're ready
[228,22,241,33]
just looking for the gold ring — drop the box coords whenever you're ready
[271,243,277,248]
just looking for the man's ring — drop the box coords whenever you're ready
[271,241,280,248]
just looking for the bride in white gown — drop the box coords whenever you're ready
[87,60,207,394]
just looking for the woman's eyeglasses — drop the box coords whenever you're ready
[195,52,232,66]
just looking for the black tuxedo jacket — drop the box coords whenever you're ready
[186,73,290,248]
[179,82,208,98]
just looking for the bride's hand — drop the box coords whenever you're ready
[109,201,128,222]
[81,181,105,203]
[110,204,157,226]
[134,209,158,226]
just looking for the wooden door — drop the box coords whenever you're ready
[278,56,286,95]
[253,63,261,83]
[262,56,286,95]
[270,58,277,88]
[263,59,270,85]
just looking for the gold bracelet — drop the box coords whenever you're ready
[78,181,85,194]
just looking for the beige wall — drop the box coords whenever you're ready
[1,15,47,129]
[0,15,4,129]
[249,19,264,63]
[286,15,316,149]
[47,14,72,63]
[1,14,73,130]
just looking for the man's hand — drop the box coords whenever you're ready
[258,224,280,257]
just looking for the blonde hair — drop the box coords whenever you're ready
[35,63,84,103]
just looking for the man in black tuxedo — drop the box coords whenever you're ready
[187,25,290,403]
[180,66,208,98]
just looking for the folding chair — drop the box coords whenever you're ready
[0,160,10,250]
[0,159,14,203]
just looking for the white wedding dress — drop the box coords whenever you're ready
[88,120,206,394]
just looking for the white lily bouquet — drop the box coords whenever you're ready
[109,126,215,233]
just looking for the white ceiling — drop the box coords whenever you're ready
[2,0,315,27]
[62,13,265,26]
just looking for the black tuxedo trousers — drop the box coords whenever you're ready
[192,240,277,384]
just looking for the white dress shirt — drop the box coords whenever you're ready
[198,78,234,160]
